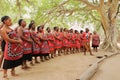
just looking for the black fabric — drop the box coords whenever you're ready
[92,45,99,48]
[3,58,22,69]
[23,53,32,61]
[1,40,5,52]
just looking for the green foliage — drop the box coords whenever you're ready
[0,0,102,30]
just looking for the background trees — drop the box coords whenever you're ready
[0,0,120,51]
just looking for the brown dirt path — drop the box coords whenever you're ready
[91,54,120,80]
[0,50,111,80]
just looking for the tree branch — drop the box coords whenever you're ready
[100,0,105,7]
[76,0,99,10]
[89,13,100,21]
[116,4,120,16]
[47,0,70,14]
[16,0,22,18]
[108,0,112,4]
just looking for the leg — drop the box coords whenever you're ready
[54,49,57,57]
[0,53,3,68]
[21,60,25,69]
[88,43,93,56]
[29,54,34,66]
[11,68,18,76]
[3,69,8,80]
[83,44,87,55]
[0,54,3,71]
[40,54,44,62]
[95,47,98,52]
[35,57,40,63]
[51,52,54,58]
[24,60,30,69]
[58,49,61,56]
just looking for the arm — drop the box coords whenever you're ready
[53,32,60,40]
[31,33,40,45]
[1,30,21,44]
[39,33,48,41]
[18,28,32,43]
[64,32,68,39]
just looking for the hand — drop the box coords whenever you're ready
[28,40,33,43]
[18,39,23,45]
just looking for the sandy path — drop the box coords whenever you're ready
[0,52,98,80]
[91,54,120,80]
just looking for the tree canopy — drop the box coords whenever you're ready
[0,0,103,29]
[0,0,120,35]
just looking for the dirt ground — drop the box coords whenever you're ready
[91,54,120,80]
[0,51,98,80]
[0,50,116,80]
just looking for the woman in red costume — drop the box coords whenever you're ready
[92,31,100,52]
[29,23,41,63]
[70,29,76,53]
[79,30,84,52]
[59,28,64,54]
[53,27,62,56]
[46,27,55,58]
[16,19,33,69]
[63,28,69,55]
[0,16,23,80]
[37,26,50,61]
[75,30,80,53]
[82,28,93,56]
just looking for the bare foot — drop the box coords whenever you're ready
[3,77,9,80]
[35,61,40,64]
[11,71,19,77]
[90,54,94,56]
[3,75,9,80]
[30,62,34,66]
[0,68,3,72]
[41,60,45,62]
[25,66,31,69]
[11,73,19,77]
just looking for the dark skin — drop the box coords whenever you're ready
[46,28,54,41]
[30,24,41,46]
[63,29,70,55]
[54,28,62,41]
[63,29,69,39]
[17,20,33,69]
[46,27,55,58]
[29,24,41,63]
[38,27,48,41]
[1,17,22,79]
[17,20,32,43]
[84,28,93,56]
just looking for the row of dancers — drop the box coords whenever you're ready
[0,16,100,80]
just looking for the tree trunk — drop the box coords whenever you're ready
[100,2,120,52]
[101,22,119,52]
[78,0,119,52]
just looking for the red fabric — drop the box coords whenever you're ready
[23,29,32,54]
[47,33,55,52]
[31,31,40,54]
[54,32,62,49]
[82,32,91,43]
[92,34,100,46]
[63,32,70,48]
[40,34,50,54]
[71,33,76,47]
[79,33,84,46]
[59,32,64,48]
[4,30,23,60]
[75,34,80,48]
[67,33,71,48]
